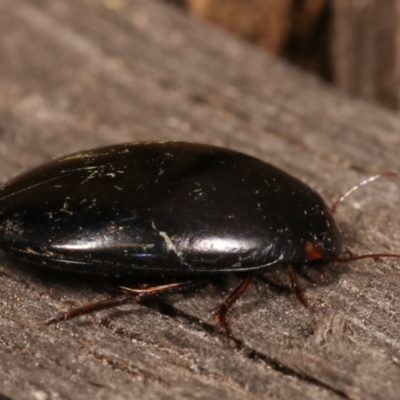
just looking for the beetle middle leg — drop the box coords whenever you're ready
[212,276,253,337]
[45,282,191,325]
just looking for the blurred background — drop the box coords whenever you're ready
[161,0,399,111]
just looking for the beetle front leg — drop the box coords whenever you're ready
[287,264,310,310]
[45,282,191,325]
[212,276,253,337]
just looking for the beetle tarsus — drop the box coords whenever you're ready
[45,293,138,325]
[212,276,253,337]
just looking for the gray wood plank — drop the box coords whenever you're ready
[1,0,400,399]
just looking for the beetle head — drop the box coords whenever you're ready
[304,241,323,261]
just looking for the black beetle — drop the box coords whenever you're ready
[0,141,397,334]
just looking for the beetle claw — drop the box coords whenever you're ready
[43,314,65,326]
[212,304,232,337]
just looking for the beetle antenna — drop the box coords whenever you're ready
[332,171,400,262]
[331,171,397,214]
[335,253,400,263]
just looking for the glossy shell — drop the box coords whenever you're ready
[0,142,342,276]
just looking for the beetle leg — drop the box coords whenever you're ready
[120,282,187,294]
[45,281,191,325]
[213,276,253,337]
[287,265,310,310]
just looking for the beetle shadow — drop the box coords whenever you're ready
[0,253,235,321]
[0,254,119,296]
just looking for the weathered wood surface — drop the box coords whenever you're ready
[331,0,398,109]
[1,0,400,399]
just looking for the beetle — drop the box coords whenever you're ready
[0,141,398,335]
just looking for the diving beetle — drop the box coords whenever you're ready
[0,141,398,335]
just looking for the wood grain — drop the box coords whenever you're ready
[1,0,400,399]
[331,0,398,109]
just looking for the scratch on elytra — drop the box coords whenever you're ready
[151,221,183,260]
[81,170,99,184]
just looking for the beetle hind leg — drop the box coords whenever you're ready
[45,282,191,325]
[212,276,253,337]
